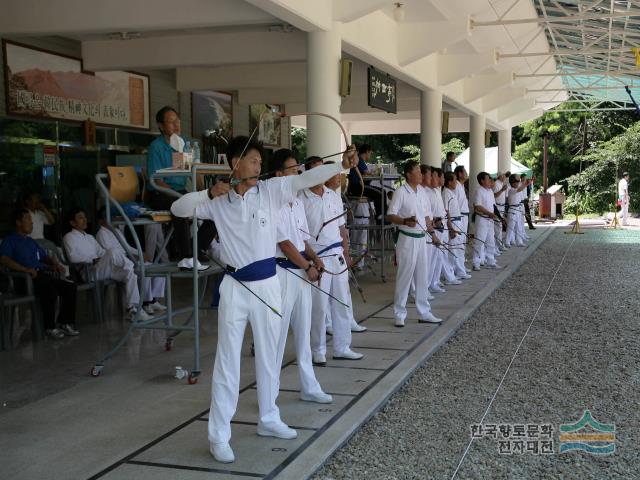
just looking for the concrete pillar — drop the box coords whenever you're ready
[420,89,442,167]
[498,128,512,175]
[306,24,344,158]
[469,114,485,205]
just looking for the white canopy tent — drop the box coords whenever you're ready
[454,147,533,177]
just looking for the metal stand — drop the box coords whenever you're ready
[92,166,227,383]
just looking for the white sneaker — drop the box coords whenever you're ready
[485,264,501,270]
[150,301,167,312]
[427,293,435,301]
[127,307,153,322]
[301,391,333,404]
[312,353,326,366]
[178,257,210,271]
[430,285,446,293]
[333,348,364,360]
[60,324,80,336]
[395,318,405,327]
[472,265,481,271]
[210,442,235,463]
[419,312,443,324]
[257,422,297,439]
[143,304,155,315]
[351,323,367,332]
[46,328,65,339]
[445,279,462,285]
[465,267,472,274]
[457,273,472,280]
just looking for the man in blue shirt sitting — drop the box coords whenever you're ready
[0,208,78,339]
[147,106,216,269]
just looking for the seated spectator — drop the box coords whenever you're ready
[63,207,151,321]
[0,208,79,339]
[24,192,55,240]
[96,210,167,315]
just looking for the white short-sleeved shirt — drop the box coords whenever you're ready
[387,183,429,234]
[276,198,310,257]
[299,186,345,254]
[619,178,628,197]
[96,226,139,258]
[507,185,521,207]
[455,181,469,213]
[428,187,446,219]
[494,179,506,208]
[63,229,105,264]
[443,187,461,217]
[417,185,433,220]
[473,186,495,218]
[194,177,294,270]
[28,210,51,240]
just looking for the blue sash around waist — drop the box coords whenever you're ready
[225,257,276,282]
[276,251,307,270]
[317,241,343,256]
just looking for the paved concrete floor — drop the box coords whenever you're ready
[0,227,549,480]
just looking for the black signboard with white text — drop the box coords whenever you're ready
[367,66,397,113]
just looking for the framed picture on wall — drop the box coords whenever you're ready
[249,104,283,147]
[191,90,233,141]
[3,40,150,129]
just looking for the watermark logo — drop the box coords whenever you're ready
[559,410,615,455]
[470,423,555,455]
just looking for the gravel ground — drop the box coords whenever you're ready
[313,227,640,480]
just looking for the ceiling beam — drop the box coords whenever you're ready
[82,30,305,70]
[397,19,470,67]
[472,11,640,28]
[0,0,274,36]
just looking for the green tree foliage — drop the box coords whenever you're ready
[513,104,636,189]
[565,121,640,214]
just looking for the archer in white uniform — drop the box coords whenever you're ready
[272,149,332,404]
[386,161,441,327]
[505,174,530,247]
[471,173,498,270]
[429,168,460,288]
[300,158,363,366]
[618,172,630,226]
[171,137,358,464]
[443,172,471,280]
[493,173,508,255]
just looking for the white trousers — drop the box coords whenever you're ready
[208,275,284,445]
[351,201,370,268]
[620,197,630,225]
[494,208,505,254]
[141,262,166,301]
[506,207,525,246]
[434,230,457,283]
[89,249,140,307]
[394,233,432,322]
[144,223,169,263]
[310,253,352,356]
[449,219,467,277]
[472,217,496,268]
[275,266,324,396]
